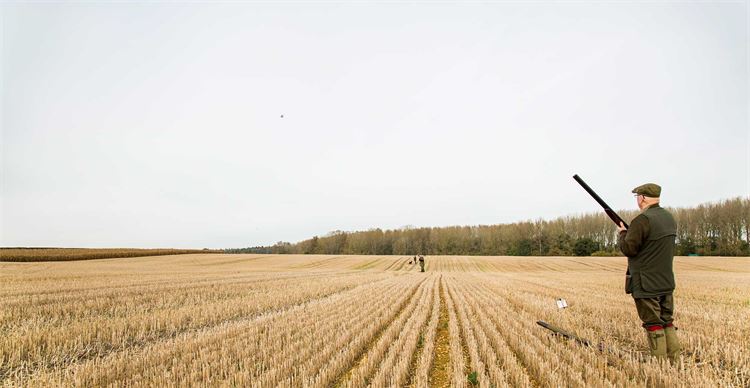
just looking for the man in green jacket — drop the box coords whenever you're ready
[617,183,680,363]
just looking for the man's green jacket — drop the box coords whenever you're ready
[618,204,677,298]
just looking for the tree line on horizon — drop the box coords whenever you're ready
[227,197,749,257]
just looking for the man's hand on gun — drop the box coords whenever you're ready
[617,222,628,234]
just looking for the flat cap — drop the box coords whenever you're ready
[632,183,661,197]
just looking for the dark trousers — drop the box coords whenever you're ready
[633,294,674,328]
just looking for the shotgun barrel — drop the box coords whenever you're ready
[573,174,629,229]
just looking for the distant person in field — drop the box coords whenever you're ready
[418,255,425,272]
[617,183,680,363]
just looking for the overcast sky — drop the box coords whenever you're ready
[1,2,748,249]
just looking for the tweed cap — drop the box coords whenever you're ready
[632,183,661,197]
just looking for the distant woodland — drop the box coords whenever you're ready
[228,197,749,257]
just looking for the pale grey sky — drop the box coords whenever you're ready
[1,1,748,248]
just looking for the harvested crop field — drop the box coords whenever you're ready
[1,254,748,387]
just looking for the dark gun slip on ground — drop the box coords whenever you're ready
[1,254,748,387]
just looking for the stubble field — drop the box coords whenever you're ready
[1,254,748,387]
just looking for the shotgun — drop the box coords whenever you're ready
[536,320,592,346]
[536,320,646,361]
[574,174,632,288]
[573,174,628,229]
